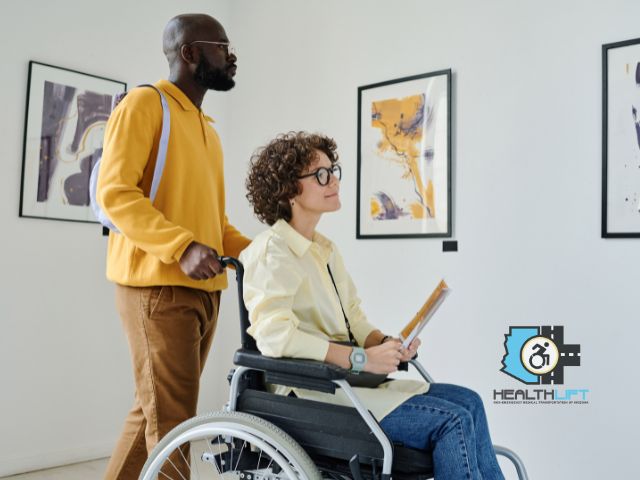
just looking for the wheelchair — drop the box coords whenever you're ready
[139,257,530,480]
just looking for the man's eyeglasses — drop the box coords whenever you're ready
[297,165,342,186]
[188,40,236,56]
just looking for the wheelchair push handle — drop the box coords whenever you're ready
[217,256,257,351]
[218,255,243,273]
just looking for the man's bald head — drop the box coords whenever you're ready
[163,14,224,67]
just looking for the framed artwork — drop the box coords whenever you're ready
[19,61,126,223]
[357,70,452,239]
[602,38,640,238]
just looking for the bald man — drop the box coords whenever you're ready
[98,14,250,479]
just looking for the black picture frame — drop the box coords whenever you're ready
[357,70,452,239]
[19,61,126,224]
[602,38,640,238]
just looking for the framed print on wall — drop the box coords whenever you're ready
[19,61,126,223]
[602,37,640,238]
[357,70,452,239]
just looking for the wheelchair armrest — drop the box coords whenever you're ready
[234,349,348,380]
[233,349,349,393]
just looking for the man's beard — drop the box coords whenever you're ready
[194,56,235,91]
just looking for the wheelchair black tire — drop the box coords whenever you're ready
[139,410,321,480]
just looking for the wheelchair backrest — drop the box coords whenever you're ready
[219,256,258,351]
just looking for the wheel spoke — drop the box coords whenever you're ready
[165,457,188,480]
[265,453,274,472]
[256,449,263,472]
[177,445,191,479]
[233,440,247,471]
[216,436,224,473]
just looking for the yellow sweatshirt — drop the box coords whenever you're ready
[97,80,250,292]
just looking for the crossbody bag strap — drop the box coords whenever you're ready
[327,264,358,346]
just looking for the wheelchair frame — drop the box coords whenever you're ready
[141,257,530,479]
[221,257,529,480]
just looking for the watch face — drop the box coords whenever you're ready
[355,352,366,363]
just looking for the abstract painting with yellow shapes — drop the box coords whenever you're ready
[357,70,451,238]
[20,61,126,223]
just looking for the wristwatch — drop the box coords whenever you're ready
[349,346,367,373]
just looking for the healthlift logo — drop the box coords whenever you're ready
[493,326,589,405]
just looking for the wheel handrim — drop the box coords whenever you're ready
[142,422,309,480]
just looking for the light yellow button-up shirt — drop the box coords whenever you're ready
[240,220,428,420]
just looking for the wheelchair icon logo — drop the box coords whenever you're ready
[501,326,580,385]
[521,336,559,375]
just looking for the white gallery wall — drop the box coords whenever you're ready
[1,0,639,478]
[225,1,640,478]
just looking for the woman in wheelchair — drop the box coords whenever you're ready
[239,132,506,480]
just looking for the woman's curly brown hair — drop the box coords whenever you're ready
[246,131,339,225]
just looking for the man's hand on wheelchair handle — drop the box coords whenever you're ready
[179,241,225,280]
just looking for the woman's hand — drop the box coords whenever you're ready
[364,340,404,374]
[400,338,421,362]
[382,335,420,362]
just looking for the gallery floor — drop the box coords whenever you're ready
[0,458,108,480]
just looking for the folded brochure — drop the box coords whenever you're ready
[399,280,450,348]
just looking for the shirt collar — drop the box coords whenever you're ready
[156,80,216,122]
[272,219,333,259]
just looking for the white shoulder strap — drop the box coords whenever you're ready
[140,84,170,203]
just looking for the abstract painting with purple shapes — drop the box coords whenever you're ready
[37,81,112,206]
[20,62,126,223]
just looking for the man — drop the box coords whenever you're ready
[98,14,250,479]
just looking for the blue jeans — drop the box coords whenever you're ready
[379,383,505,480]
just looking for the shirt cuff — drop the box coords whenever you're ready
[173,235,195,263]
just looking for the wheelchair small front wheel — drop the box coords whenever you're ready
[139,410,321,480]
